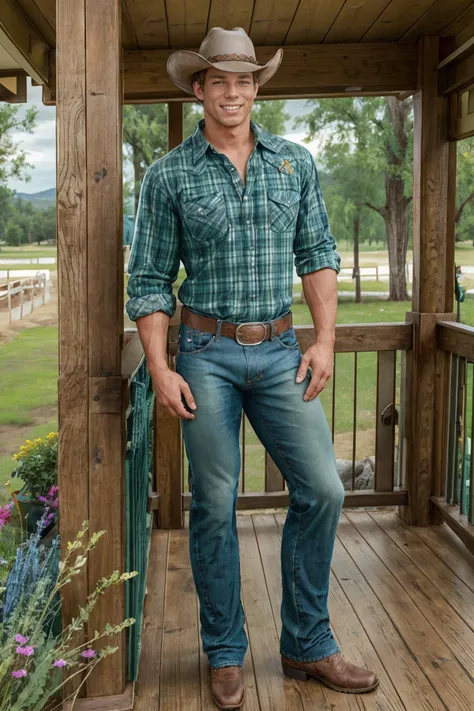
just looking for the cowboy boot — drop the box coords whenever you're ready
[209,665,245,710]
[281,652,379,694]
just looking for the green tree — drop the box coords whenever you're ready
[298,97,413,301]
[251,100,289,135]
[456,137,474,245]
[5,220,23,247]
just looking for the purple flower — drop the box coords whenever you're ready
[16,645,34,657]
[12,669,27,679]
[53,658,67,668]
[14,634,29,645]
[38,495,48,503]
[81,649,96,659]
[49,485,59,496]
[0,503,12,531]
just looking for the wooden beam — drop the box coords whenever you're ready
[0,74,26,102]
[183,489,409,510]
[167,101,183,150]
[438,35,474,70]
[46,42,417,104]
[0,0,50,84]
[431,497,474,556]
[445,52,474,94]
[57,0,125,701]
[63,683,134,711]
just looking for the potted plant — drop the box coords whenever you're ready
[11,433,58,534]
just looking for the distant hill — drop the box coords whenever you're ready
[13,187,56,209]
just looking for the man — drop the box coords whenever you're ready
[126,26,378,710]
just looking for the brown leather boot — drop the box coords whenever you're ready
[209,665,245,710]
[281,652,379,694]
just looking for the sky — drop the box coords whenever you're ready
[8,81,320,195]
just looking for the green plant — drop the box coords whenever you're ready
[0,521,137,710]
[11,433,58,499]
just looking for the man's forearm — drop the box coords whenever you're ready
[136,310,171,371]
[301,268,338,344]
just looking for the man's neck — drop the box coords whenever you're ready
[202,115,254,154]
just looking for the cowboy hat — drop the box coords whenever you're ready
[167,27,283,95]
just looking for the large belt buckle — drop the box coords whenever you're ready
[235,321,266,346]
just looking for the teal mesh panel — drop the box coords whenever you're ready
[125,358,155,681]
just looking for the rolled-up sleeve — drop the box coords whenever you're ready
[293,152,341,278]
[125,165,180,321]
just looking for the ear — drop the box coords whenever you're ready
[192,79,204,102]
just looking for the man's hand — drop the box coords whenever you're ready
[295,341,334,401]
[149,363,197,420]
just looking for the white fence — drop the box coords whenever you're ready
[0,271,51,323]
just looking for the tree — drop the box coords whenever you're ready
[456,137,474,244]
[251,100,290,135]
[297,97,413,301]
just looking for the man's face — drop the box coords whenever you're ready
[193,70,258,128]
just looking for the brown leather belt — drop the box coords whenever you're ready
[181,305,293,346]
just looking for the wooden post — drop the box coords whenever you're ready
[168,101,183,151]
[57,0,127,702]
[401,37,457,526]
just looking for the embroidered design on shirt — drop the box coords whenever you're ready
[279,159,294,175]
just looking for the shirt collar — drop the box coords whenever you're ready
[191,118,282,165]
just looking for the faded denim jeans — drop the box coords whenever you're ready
[175,310,345,669]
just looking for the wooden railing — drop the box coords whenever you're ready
[434,320,474,554]
[154,307,413,528]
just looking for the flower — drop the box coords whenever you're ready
[16,645,35,656]
[53,659,67,668]
[14,634,29,644]
[0,503,12,531]
[12,669,27,679]
[81,649,97,659]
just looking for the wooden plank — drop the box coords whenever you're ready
[121,42,417,101]
[166,0,210,48]
[325,0,393,44]
[14,0,56,47]
[34,0,55,28]
[438,35,474,69]
[346,511,474,677]
[168,101,183,150]
[285,0,345,45]
[442,2,474,46]
[375,350,396,492]
[402,0,474,41]
[264,451,284,492]
[84,0,124,697]
[405,519,474,594]
[0,73,27,102]
[249,0,300,47]
[438,320,474,360]
[258,514,387,710]
[123,0,168,49]
[370,511,474,633]
[63,684,134,711]
[159,529,201,711]
[237,516,305,711]
[183,489,409,510]
[363,0,438,43]
[337,513,473,709]
[207,0,255,34]
[0,0,50,84]
[134,530,169,711]
[431,497,474,556]
[56,0,89,692]
[156,356,183,530]
[331,516,447,711]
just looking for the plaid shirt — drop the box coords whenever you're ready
[126,119,340,323]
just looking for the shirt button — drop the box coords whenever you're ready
[243,196,248,201]
[250,294,256,299]
[246,219,251,224]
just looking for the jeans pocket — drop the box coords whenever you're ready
[178,323,216,355]
[274,326,300,350]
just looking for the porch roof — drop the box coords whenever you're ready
[1,0,474,103]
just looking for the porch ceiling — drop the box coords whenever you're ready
[9,0,474,52]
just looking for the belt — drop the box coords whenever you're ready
[181,305,293,346]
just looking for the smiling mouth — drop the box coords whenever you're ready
[221,105,242,112]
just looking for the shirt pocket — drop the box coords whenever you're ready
[181,192,229,242]
[268,189,301,233]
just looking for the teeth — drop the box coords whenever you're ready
[222,105,241,111]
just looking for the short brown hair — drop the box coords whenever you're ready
[191,68,260,102]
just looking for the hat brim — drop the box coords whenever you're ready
[166,48,283,95]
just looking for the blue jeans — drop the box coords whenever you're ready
[175,313,345,669]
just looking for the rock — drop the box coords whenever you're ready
[337,456,375,490]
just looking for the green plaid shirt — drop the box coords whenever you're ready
[126,119,340,323]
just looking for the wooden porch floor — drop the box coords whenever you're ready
[134,510,474,711]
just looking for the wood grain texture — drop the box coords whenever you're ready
[14,0,56,47]
[206,0,255,34]
[325,0,393,44]
[168,101,183,150]
[56,0,89,692]
[339,512,473,709]
[264,451,285,492]
[363,0,439,42]
[375,350,396,492]
[166,0,211,48]
[285,0,345,45]
[437,320,474,360]
[84,0,125,696]
[347,511,474,678]
[431,497,474,556]
[402,0,474,41]
[0,0,50,83]
[123,0,169,49]
[249,0,300,46]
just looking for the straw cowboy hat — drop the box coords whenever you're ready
[167,27,283,95]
